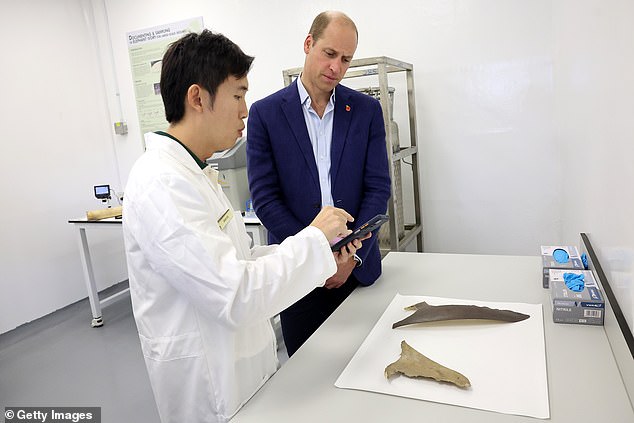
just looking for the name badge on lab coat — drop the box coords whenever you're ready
[218,208,233,230]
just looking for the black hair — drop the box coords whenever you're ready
[160,29,254,123]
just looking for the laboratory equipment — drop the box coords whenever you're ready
[245,199,256,218]
[207,137,250,212]
[94,184,111,200]
[356,86,406,251]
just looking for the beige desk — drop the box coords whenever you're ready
[234,252,634,422]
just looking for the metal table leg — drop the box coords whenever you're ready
[76,227,103,327]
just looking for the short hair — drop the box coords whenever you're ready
[160,29,254,123]
[309,11,358,43]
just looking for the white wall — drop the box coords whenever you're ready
[100,0,559,254]
[1,0,632,336]
[554,0,634,330]
[0,0,128,334]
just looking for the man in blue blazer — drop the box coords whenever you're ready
[246,11,391,356]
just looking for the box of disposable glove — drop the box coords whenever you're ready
[550,269,604,326]
[541,245,584,288]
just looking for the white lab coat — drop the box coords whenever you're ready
[123,132,336,423]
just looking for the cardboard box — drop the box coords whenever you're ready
[550,269,604,325]
[541,245,584,288]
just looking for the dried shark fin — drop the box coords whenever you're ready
[393,302,530,329]
[385,340,471,389]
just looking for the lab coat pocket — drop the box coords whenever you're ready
[139,332,203,361]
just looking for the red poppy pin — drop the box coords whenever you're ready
[345,105,351,112]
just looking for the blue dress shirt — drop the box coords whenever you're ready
[297,77,335,207]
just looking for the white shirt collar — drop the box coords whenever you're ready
[297,75,336,110]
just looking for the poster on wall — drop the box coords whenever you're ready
[127,17,204,143]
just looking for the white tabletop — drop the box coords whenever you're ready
[233,252,634,422]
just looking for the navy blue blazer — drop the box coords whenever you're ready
[246,80,391,286]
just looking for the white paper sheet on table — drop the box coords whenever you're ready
[335,294,549,419]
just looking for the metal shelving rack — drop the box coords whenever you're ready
[283,56,423,253]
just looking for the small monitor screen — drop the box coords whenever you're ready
[94,185,110,199]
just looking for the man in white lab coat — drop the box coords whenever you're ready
[122,30,363,423]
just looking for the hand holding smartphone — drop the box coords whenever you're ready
[330,214,389,252]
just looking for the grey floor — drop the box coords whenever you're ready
[0,283,289,422]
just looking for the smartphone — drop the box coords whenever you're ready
[330,214,389,252]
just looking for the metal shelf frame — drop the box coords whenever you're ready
[283,56,423,253]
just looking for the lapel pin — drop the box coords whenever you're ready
[345,105,351,112]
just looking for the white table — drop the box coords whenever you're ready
[69,215,266,327]
[68,217,128,327]
[233,252,634,422]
